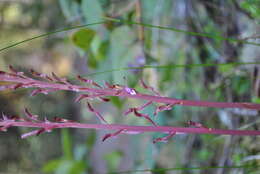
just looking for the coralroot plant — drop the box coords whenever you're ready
[1,66,260,143]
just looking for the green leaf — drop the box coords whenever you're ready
[198,149,213,161]
[109,96,123,109]
[87,50,98,69]
[86,131,96,149]
[231,76,250,95]
[108,26,136,83]
[104,151,123,172]
[252,97,260,104]
[141,0,158,22]
[42,159,62,173]
[91,35,109,61]
[81,0,103,29]
[55,160,74,174]
[218,64,234,74]
[241,0,260,18]
[59,0,72,19]
[74,145,87,161]
[71,28,96,51]
[62,129,73,160]
[69,161,87,174]
[59,0,81,21]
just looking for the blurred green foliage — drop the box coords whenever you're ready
[240,0,260,18]
[42,129,89,174]
[104,151,123,172]
[72,28,96,51]
[0,0,260,174]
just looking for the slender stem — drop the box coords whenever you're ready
[0,21,106,52]
[86,62,260,77]
[1,73,260,110]
[104,17,260,47]
[1,121,260,136]
[1,18,259,54]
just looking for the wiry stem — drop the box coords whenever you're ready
[1,121,260,136]
[0,69,260,110]
[1,108,259,142]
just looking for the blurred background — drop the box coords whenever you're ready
[0,0,259,173]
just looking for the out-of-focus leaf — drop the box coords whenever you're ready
[141,0,158,22]
[198,149,213,161]
[69,161,87,174]
[201,134,215,142]
[252,97,260,104]
[87,50,98,69]
[74,145,87,161]
[71,28,96,51]
[42,159,62,173]
[231,76,250,95]
[81,0,103,29]
[95,40,109,61]
[104,151,123,172]
[97,41,109,60]
[218,64,233,74]
[161,66,173,82]
[109,96,123,109]
[59,0,81,21]
[241,0,260,18]
[233,154,243,164]
[62,129,73,160]
[55,160,74,174]
[91,35,109,61]
[108,26,136,83]
[86,131,96,149]
[59,0,72,19]
[91,35,102,58]
[144,141,155,168]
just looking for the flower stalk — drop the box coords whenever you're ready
[1,117,260,136]
[1,67,260,142]
[0,68,260,110]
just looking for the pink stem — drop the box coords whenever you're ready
[1,73,260,110]
[1,121,260,136]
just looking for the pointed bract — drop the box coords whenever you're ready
[153,131,176,144]
[24,108,39,121]
[140,79,160,96]
[75,94,89,102]
[188,120,208,129]
[8,65,24,76]
[77,75,102,88]
[124,108,134,116]
[87,102,108,124]
[99,97,110,102]
[154,104,174,116]
[102,129,125,142]
[13,83,24,90]
[133,109,157,126]
[21,128,45,139]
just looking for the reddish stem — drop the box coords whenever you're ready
[1,72,260,110]
[1,121,260,136]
